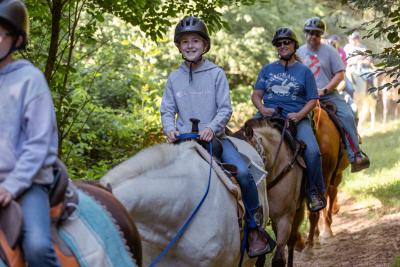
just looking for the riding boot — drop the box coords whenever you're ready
[351,150,370,172]
[247,207,276,258]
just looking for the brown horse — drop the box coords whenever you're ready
[302,106,349,258]
[238,118,305,267]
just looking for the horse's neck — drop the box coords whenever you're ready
[255,129,291,177]
[111,149,240,258]
[101,142,196,188]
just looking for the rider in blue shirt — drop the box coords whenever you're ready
[252,27,326,212]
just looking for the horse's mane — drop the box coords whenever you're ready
[101,142,197,188]
[245,118,281,142]
[245,118,270,129]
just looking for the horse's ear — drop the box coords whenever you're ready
[244,123,254,138]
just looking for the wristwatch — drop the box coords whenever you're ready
[322,87,329,95]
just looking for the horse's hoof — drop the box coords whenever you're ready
[295,239,305,252]
[301,246,314,260]
[332,205,340,215]
[320,229,334,240]
[271,258,286,267]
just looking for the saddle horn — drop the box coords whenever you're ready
[190,118,200,133]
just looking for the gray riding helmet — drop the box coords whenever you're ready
[272,27,299,49]
[0,0,29,49]
[304,17,326,33]
[174,16,210,53]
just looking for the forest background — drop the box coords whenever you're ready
[24,0,399,179]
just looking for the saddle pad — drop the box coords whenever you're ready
[194,142,270,228]
[225,136,268,185]
[58,190,137,267]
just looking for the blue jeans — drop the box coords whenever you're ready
[345,76,354,97]
[296,119,325,196]
[321,92,360,162]
[221,138,259,228]
[19,184,61,267]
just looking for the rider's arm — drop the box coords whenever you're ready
[322,71,344,94]
[161,77,178,135]
[297,99,317,119]
[251,89,264,111]
[205,69,232,135]
[2,77,57,199]
[252,90,275,117]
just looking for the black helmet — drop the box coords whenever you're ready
[0,0,29,49]
[304,17,325,33]
[174,16,210,53]
[272,27,299,49]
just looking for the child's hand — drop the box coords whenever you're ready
[199,127,214,142]
[167,130,179,143]
[0,187,12,207]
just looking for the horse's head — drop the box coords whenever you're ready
[235,118,283,169]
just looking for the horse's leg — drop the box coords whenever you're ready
[271,216,293,267]
[287,205,305,267]
[320,186,335,239]
[382,88,389,124]
[370,97,376,129]
[332,191,340,215]
[301,209,319,260]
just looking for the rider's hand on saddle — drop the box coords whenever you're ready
[199,127,214,142]
[167,130,179,143]
[287,112,303,123]
[260,107,275,117]
[0,187,12,207]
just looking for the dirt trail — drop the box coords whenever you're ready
[293,192,400,267]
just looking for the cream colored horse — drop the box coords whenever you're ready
[100,141,264,267]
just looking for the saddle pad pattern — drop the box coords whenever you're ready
[59,190,137,267]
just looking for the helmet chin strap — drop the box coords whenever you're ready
[279,51,296,72]
[182,49,207,83]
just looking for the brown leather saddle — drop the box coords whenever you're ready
[316,101,347,147]
[0,159,80,267]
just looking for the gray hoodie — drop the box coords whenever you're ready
[161,59,232,136]
[0,59,58,198]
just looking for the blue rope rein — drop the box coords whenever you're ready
[148,141,213,267]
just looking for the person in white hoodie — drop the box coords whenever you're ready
[0,0,60,266]
[160,16,275,258]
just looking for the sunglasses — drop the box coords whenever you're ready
[274,40,293,47]
[305,30,322,37]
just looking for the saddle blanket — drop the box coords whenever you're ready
[0,190,137,267]
[59,189,137,267]
[194,137,269,228]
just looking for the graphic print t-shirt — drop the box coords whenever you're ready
[297,43,345,89]
[254,61,318,117]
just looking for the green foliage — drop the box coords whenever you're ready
[211,0,330,88]
[23,0,259,179]
[344,0,400,94]
[342,120,400,214]
[392,255,400,267]
[22,0,342,179]
[92,0,259,40]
